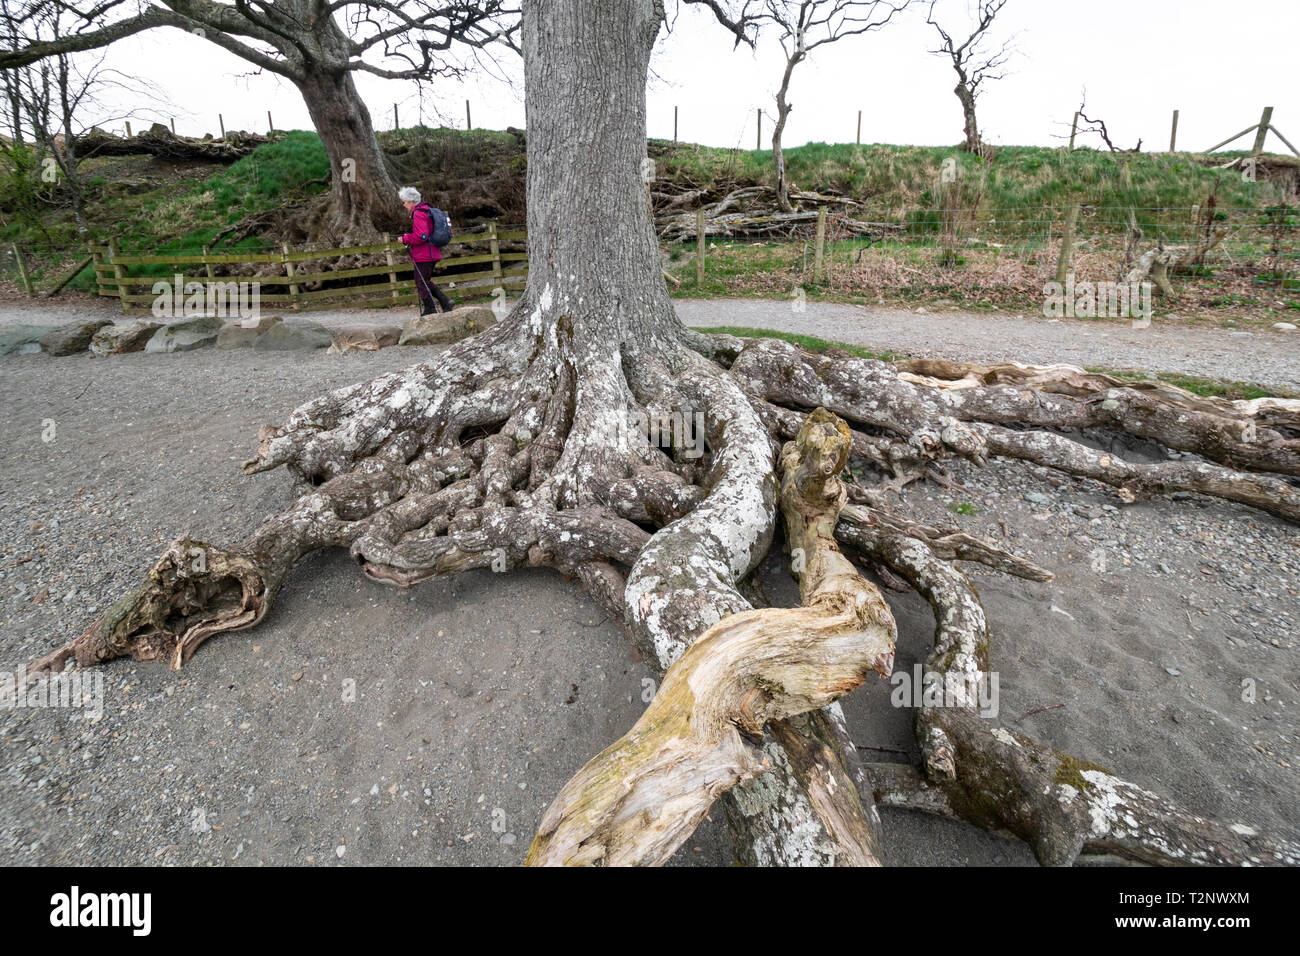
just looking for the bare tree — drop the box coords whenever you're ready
[759,0,910,211]
[926,0,1015,153]
[25,0,1300,870]
[0,1,519,241]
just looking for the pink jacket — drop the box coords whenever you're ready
[401,204,441,262]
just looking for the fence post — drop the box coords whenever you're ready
[1055,203,1080,284]
[89,241,105,296]
[9,242,32,296]
[107,238,128,313]
[394,104,398,130]
[757,109,761,150]
[170,117,175,134]
[218,113,225,139]
[813,205,827,284]
[1068,111,1079,150]
[674,105,678,144]
[1252,106,1274,155]
[856,110,862,145]
[282,242,300,310]
[1169,109,1179,151]
[695,208,705,286]
[385,241,399,299]
[201,245,215,282]
[268,110,274,134]
[488,222,503,288]
[466,100,472,130]
[125,120,132,138]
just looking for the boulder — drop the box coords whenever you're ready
[328,325,403,353]
[252,320,333,351]
[398,306,497,346]
[144,316,225,352]
[90,319,162,356]
[216,315,283,349]
[1273,321,1297,331]
[39,318,114,356]
[0,324,55,356]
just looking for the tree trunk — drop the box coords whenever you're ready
[521,0,679,353]
[38,0,1300,872]
[955,82,980,152]
[297,67,405,242]
[772,54,801,213]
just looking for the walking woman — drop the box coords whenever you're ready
[398,186,455,315]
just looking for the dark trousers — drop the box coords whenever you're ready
[413,260,454,313]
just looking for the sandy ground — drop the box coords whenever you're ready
[1,298,1297,867]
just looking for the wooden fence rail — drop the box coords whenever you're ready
[89,222,528,312]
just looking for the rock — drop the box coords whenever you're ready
[399,306,497,346]
[252,320,333,351]
[328,325,402,353]
[1274,322,1297,331]
[1165,667,1181,676]
[216,315,283,349]
[1227,331,1253,338]
[90,319,162,356]
[39,318,114,356]
[0,324,55,356]
[145,316,224,352]
[1024,491,1051,505]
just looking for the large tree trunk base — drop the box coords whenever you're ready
[30,304,1300,867]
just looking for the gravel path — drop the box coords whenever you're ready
[5,296,1298,390]
[1,298,1297,866]
[673,298,1300,392]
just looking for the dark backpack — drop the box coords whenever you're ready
[414,202,452,248]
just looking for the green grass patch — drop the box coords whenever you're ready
[692,325,903,362]
[1084,366,1295,400]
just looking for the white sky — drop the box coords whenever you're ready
[80,0,1298,155]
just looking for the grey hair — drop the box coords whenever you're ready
[398,186,421,203]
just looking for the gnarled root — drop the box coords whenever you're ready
[36,311,1300,867]
[525,409,895,865]
[32,536,272,674]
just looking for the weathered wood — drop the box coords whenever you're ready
[1054,203,1079,284]
[696,208,705,286]
[1252,106,1273,155]
[526,409,895,866]
[9,242,33,296]
[385,245,399,299]
[108,239,127,314]
[282,242,300,310]
[813,205,827,283]
[42,255,93,297]
[75,123,272,162]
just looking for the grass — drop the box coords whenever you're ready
[651,140,1291,236]
[1084,367,1298,401]
[693,325,903,362]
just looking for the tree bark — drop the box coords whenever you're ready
[298,67,405,242]
[772,52,801,213]
[955,81,979,152]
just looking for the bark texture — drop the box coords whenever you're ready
[31,0,1300,868]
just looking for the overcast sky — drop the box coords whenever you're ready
[82,0,1297,155]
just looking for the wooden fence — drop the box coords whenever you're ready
[89,223,527,313]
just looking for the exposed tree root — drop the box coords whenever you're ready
[525,409,895,865]
[32,300,1300,867]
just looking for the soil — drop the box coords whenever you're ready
[1,297,1296,866]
